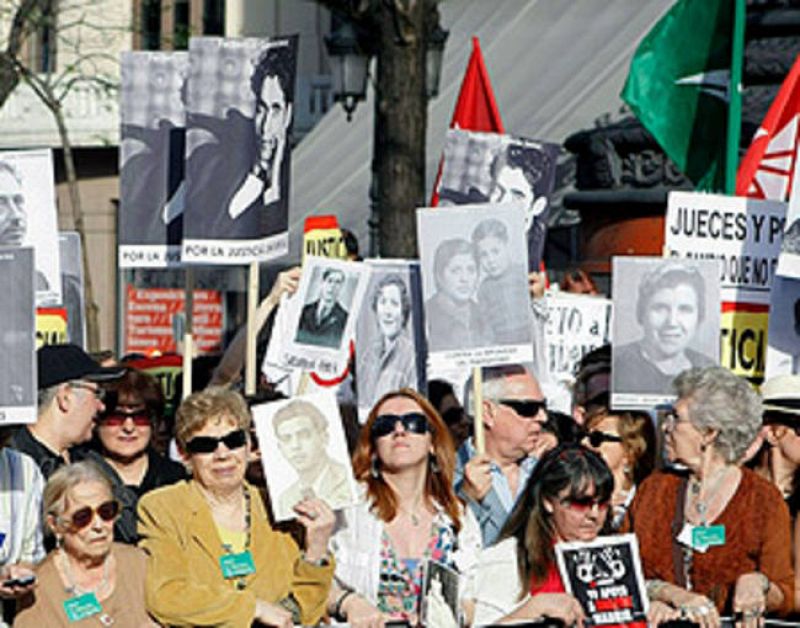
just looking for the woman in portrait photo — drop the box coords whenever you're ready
[425,238,492,352]
[614,262,715,395]
[358,273,417,413]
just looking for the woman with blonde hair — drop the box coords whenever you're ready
[328,388,481,627]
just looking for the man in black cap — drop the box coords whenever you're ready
[9,344,122,478]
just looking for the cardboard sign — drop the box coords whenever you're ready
[36,308,68,348]
[721,303,769,384]
[303,215,347,263]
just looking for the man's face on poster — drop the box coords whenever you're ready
[320,271,345,305]
[491,165,534,210]
[254,75,291,177]
[276,414,326,474]
[0,168,27,246]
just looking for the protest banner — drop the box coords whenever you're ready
[59,232,86,347]
[124,285,224,355]
[721,303,769,384]
[355,259,426,422]
[278,256,369,378]
[0,247,36,424]
[0,148,62,306]
[36,307,68,348]
[118,51,188,268]
[555,534,648,628]
[765,275,800,379]
[417,204,533,372]
[545,295,612,388]
[252,390,357,521]
[303,215,347,263]
[438,129,559,272]
[182,36,297,264]
[611,256,721,410]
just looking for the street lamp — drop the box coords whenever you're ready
[324,20,370,121]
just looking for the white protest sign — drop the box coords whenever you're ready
[664,191,785,305]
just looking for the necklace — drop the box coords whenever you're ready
[220,486,251,591]
[60,550,115,626]
[398,499,425,527]
[687,466,732,526]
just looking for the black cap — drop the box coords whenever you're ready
[38,344,124,390]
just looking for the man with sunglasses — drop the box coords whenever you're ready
[9,344,122,479]
[455,364,549,545]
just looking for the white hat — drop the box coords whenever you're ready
[761,375,800,419]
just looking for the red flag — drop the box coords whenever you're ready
[737,53,800,200]
[430,37,504,206]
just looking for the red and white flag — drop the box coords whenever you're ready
[737,54,800,200]
[430,36,504,206]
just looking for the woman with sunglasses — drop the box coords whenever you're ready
[137,387,334,628]
[82,368,185,544]
[15,461,157,627]
[327,388,481,627]
[468,444,663,626]
[582,408,656,531]
[628,367,794,627]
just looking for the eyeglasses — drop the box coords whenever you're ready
[370,412,431,440]
[185,429,247,455]
[68,381,106,402]
[58,500,120,531]
[584,430,623,448]
[98,410,151,428]
[663,409,690,430]
[559,496,610,513]
[497,399,547,418]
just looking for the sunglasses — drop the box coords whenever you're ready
[185,429,247,455]
[498,399,547,418]
[560,496,610,513]
[59,500,120,531]
[584,430,623,448]
[98,411,151,428]
[370,413,431,440]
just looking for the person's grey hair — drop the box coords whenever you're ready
[43,461,113,534]
[37,384,60,415]
[463,364,532,416]
[673,367,762,463]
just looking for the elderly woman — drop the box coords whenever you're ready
[328,388,481,627]
[582,407,656,531]
[628,367,794,626]
[137,387,335,628]
[82,368,185,544]
[357,273,417,413]
[425,238,491,352]
[614,262,715,395]
[15,461,155,627]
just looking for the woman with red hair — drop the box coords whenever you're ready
[327,388,481,627]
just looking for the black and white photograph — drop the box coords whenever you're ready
[0,247,36,424]
[0,148,61,306]
[555,534,648,628]
[355,260,426,421]
[417,204,533,371]
[118,51,188,268]
[58,232,87,348]
[252,391,357,521]
[438,129,559,271]
[765,275,800,379]
[182,36,297,264]
[281,256,369,378]
[612,257,721,410]
[421,560,460,628]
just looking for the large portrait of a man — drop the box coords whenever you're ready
[296,267,351,349]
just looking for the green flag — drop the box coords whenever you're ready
[621,0,733,191]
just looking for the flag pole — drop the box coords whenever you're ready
[725,0,746,194]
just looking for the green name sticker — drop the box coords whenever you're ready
[692,524,726,550]
[63,592,102,622]
[219,550,256,579]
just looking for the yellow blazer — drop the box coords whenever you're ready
[137,480,333,627]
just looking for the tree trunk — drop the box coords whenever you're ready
[52,103,101,351]
[373,0,427,258]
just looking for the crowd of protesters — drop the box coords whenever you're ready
[1,265,800,628]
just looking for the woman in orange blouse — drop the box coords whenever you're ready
[628,367,793,628]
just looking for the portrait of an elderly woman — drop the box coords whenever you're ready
[137,387,335,628]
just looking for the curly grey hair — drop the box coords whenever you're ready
[673,367,762,463]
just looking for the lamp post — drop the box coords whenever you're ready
[323,2,448,257]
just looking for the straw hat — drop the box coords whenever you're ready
[761,375,800,422]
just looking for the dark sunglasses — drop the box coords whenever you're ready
[560,496,610,513]
[98,411,151,428]
[185,429,247,455]
[59,500,120,530]
[370,413,431,440]
[498,399,547,418]
[584,430,623,447]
